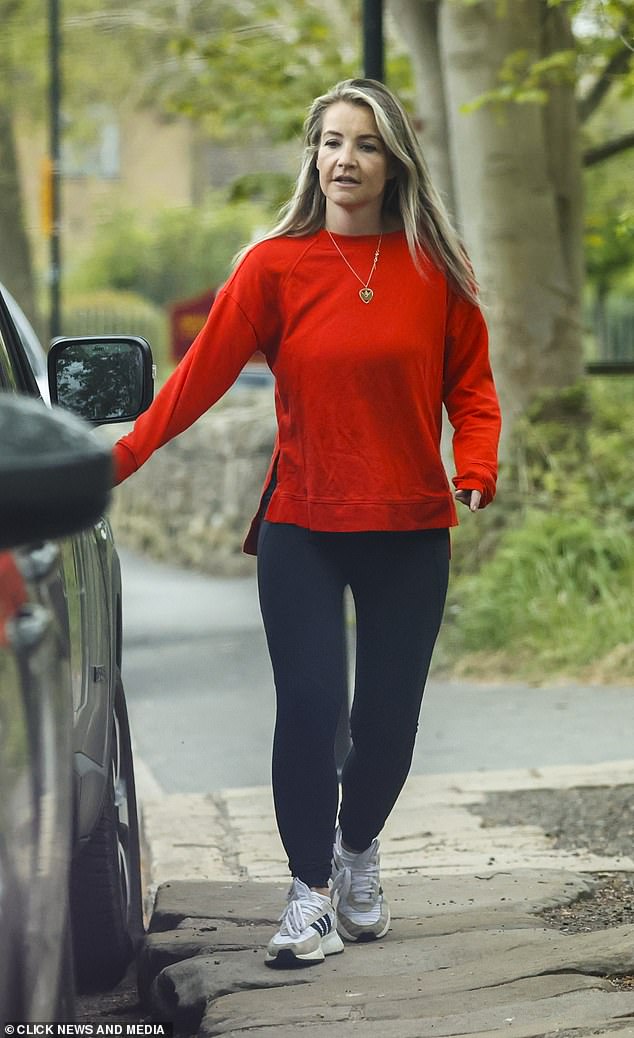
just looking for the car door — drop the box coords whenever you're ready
[0,315,75,1020]
[0,289,116,836]
[59,530,114,839]
[2,287,152,992]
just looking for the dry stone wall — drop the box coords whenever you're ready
[107,393,276,576]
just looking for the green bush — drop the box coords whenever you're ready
[441,377,634,682]
[450,511,632,672]
[63,290,170,373]
[66,194,273,308]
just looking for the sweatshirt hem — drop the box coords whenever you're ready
[242,493,459,556]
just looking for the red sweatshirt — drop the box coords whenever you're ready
[113,229,501,554]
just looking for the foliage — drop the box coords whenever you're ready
[580,63,634,307]
[228,171,295,210]
[462,0,634,114]
[63,290,169,371]
[66,194,272,308]
[4,0,361,141]
[584,134,634,298]
[568,0,634,89]
[162,0,414,140]
[450,511,632,672]
[439,378,634,682]
[585,206,634,297]
[168,0,355,138]
[4,0,358,138]
[0,0,39,106]
[3,0,143,114]
[462,46,577,111]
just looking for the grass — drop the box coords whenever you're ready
[435,378,634,685]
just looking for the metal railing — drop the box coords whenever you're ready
[585,301,634,375]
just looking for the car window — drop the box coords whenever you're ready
[2,287,49,401]
[0,326,19,390]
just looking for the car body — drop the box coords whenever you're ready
[233,362,274,392]
[0,284,153,1020]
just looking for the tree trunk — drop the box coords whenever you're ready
[438,0,584,436]
[0,99,39,331]
[540,2,584,306]
[389,0,456,217]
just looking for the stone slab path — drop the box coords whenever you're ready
[137,762,634,1036]
[140,761,634,889]
[139,875,634,1037]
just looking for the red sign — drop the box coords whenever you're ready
[168,289,267,366]
[169,289,217,363]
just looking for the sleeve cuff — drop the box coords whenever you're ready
[112,442,138,486]
[452,474,495,508]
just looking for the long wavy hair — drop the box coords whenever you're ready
[239,79,478,304]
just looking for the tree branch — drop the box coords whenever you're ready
[578,38,633,124]
[583,131,634,167]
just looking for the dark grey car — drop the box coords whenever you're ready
[0,284,153,1020]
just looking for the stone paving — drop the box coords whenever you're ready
[138,761,634,1037]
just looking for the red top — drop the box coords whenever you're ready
[113,230,501,554]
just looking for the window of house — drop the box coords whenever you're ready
[62,105,120,179]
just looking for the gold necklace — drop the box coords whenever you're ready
[326,230,383,303]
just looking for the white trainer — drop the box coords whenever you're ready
[331,827,391,942]
[265,878,344,967]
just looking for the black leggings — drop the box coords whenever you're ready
[257,520,450,888]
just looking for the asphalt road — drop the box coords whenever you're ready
[119,548,634,797]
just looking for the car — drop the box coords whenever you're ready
[0,283,154,1020]
[233,362,274,392]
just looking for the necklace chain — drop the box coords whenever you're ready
[326,230,383,303]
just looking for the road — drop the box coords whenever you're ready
[119,548,634,797]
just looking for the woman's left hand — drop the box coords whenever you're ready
[455,489,481,513]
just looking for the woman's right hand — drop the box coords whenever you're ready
[455,489,482,513]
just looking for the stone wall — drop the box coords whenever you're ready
[108,393,276,576]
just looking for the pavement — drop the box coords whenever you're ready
[136,759,634,1037]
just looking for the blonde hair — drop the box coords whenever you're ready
[239,78,478,304]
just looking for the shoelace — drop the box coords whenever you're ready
[279,887,329,939]
[333,848,381,905]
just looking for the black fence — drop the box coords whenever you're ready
[585,301,634,375]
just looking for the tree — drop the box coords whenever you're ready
[389,0,634,438]
[0,0,40,328]
[166,1,356,137]
[3,0,362,333]
[583,92,634,327]
[1,0,151,331]
[154,0,633,437]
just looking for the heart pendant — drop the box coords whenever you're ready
[359,288,373,303]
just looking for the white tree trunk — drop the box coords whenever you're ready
[438,0,584,433]
[540,3,584,305]
[0,100,38,332]
[389,0,456,217]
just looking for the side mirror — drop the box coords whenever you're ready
[48,336,154,425]
[0,393,112,551]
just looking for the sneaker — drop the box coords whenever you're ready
[265,878,344,967]
[331,827,391,942]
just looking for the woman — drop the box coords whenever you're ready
[113,78,501,968]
